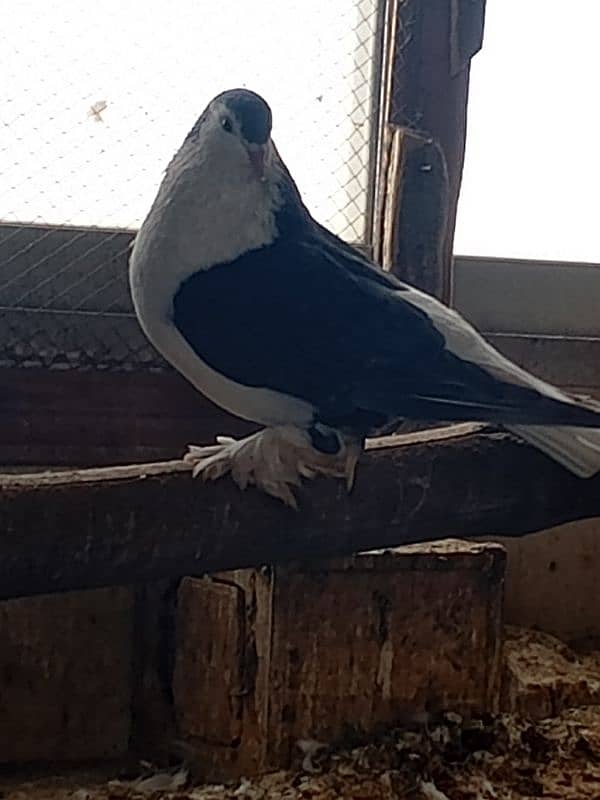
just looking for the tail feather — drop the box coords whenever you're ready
[508,424,600,478]
[397,284,600,476]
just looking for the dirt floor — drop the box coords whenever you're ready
[4,627,600,799]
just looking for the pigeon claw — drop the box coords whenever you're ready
[184,426,362,507]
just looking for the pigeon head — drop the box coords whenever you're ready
[219,88,272,146]
[186,88,274,181]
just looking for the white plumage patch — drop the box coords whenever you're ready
[128,103,312,427]
[185,426,362,508]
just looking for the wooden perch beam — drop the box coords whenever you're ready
[1,423,600,601]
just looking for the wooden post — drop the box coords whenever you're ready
[374,0,486,302]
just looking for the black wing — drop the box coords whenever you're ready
[173,228,595,433]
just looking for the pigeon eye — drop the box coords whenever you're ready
[221,117,233,133]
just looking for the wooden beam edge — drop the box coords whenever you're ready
[1,422,599,601]
[0,423,486,491]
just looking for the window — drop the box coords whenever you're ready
[453,0,600,362]
[2,0,381,242]
[455,0,600,264]
[0,0,384,370]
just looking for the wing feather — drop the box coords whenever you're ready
[173,227,600,432]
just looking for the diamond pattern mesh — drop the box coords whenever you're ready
[1,0,383,370]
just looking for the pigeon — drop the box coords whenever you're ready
[129,88,600,506]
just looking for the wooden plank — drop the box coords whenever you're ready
[0,367,255,466]
[488,334,600,394]
[0,587,134,762]
[380,0,486,302]
[174,578,247,746]
[1,424,600,601]
[265,542,503,767]
[4,330,600,469]
[379,126,449,298]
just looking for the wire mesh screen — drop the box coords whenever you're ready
[1,0,383,370]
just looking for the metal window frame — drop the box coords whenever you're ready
[361,0,392,254]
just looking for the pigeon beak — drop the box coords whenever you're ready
[247,144,268,182]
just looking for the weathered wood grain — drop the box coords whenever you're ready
[1,424,599,601]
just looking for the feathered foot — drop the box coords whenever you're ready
[184,426,362,508]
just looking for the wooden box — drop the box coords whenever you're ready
[172,539,505,780]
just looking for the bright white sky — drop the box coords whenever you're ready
[454,0,600,262]
[2,1,599,263]
[1,0,377,241]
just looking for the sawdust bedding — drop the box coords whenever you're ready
[4,705,600,800]
[5,627,600,799]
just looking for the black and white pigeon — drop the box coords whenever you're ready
[129,88,600,506]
